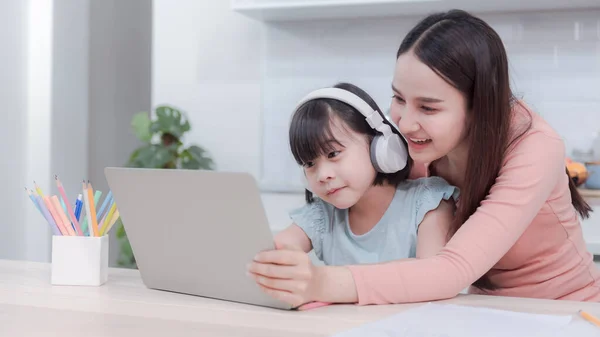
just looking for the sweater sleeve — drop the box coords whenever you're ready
[347,130,566,304]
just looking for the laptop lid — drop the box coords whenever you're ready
[104,167,293,310]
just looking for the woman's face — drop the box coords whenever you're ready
[389,51,469,165]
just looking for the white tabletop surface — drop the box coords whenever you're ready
[1,259,599,337]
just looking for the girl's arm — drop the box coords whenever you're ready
[274,224,312,253]
[416,200,454,258]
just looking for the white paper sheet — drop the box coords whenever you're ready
[332,303,575,337]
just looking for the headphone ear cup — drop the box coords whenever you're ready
[370,136,386,173]
[370,134,408,173]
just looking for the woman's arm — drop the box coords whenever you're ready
[348,131,566,304]
[250,131,567,306]
[416,200,454,258]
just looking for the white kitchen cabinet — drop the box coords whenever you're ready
[231,0,600,21]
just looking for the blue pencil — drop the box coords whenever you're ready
[26,188,42,214]
[74,194,83,222]
[35,195,62,236]
[96,190,112,222]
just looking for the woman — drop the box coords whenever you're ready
[248,9,600,305]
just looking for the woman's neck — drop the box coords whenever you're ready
[433,141,469,189]
[348,183,397,235]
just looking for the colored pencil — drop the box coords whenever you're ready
[34,181,44,198]
[86,181,99,237]
[99,202,117,236]
[44,196,67,235]
[82,181,95,236]
[34,193,61,235]
[74,194,83,222]
[55,175,83,236]
[579,310,600,328]
[96,190,112,222]
[51,195,75,236]
[25,188,42,213]
[81,188,102,235]
[103,209,120,236]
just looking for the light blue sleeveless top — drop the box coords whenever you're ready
[289,176,459,266]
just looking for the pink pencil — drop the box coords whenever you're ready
[51,195,75,236]
[43,196,68,235]
[55,175,82,236]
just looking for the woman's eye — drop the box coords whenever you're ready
[392,95,405,103]
[328,151,340,159]
[421,106,437,112]
[303,161,314,168]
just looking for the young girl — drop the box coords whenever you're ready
[261,82,459,270]
[248,10,600,307]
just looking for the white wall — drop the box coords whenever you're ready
[152,1,264,178]
[153,4,600,233]
[24,0,90,262]
[1,0,96,262]
[0,1,29,260]
[259,10,600,189]
[152,0,306,230]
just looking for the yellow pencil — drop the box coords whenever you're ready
[99,203,117,236]
[34,181,44,197]
[86,182,99,237]
[103,209,120,235]
[579,310,600,328]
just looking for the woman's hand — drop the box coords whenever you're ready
[247,246,322,307]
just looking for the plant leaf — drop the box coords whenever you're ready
[150,105,191,140]
[129,144,177,168]
[131,112,152,142]
[181,145,214,170]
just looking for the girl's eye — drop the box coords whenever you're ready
[328,151,340,159]
[303,161,314,168]
[392,95,405,103]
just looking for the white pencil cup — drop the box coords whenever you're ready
[51,235,109,286]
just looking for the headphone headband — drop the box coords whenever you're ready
[294,88,399,138]
[293,86,409,176]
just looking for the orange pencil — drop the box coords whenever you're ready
[86,181,99,237]
[579,310,600,328]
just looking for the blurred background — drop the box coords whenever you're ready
[2,0,600,267]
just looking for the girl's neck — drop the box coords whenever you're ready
[348,183,397,236]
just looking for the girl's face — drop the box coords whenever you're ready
[389,51,469,165]
[303,116,377,210]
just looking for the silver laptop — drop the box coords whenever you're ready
[104,167,294,310]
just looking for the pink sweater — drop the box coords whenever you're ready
[348,105,600,304]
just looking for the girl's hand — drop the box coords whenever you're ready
[247,246,322,307]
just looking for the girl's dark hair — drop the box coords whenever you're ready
[289,82,413,204]
[397,9,591,290]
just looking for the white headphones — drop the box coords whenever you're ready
[293,87,409,183]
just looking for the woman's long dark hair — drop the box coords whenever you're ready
[397,9,591,290]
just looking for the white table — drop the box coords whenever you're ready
[0,259,599,337]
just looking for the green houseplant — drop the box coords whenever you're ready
[115,105,215,268]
